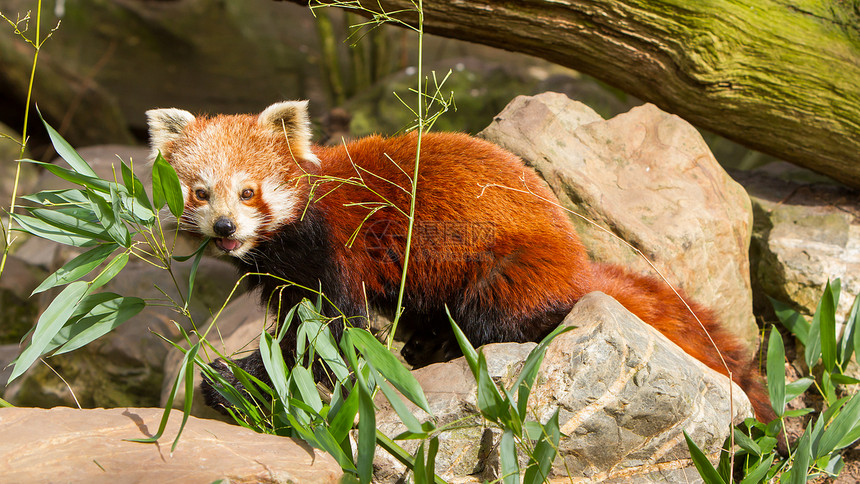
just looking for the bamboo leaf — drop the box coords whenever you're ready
[769,296,809,345]
[54,295,145,355]
[500,429,520,484]
[790,430,812,484]
[376,376,424,436]
[425,437,439,484]
[810,396,848,455]
[516,324,573,418]
[347,327,431,414]
[259,332,290,406]
[830,373,860,385]
[446,306,478,376]
[499,385,522,436]
[733,428,762,456]
[171,342,200,452]
[37,110,97,177]
[683,431,726,484]
[31,243,118,295]
[313,426,356,471]
[413,442,427,484]
[830,278,842,307]
[716,434,732,484]
[835,419,860,453]
[21,188,89,206]
[23,159,115,194]
[171,237,210,262]
[13,213,101,247]
[784,377,815,403]
[120,158,154,221]
[327,384,359,441]
[152,152,184,217]
[822,454,844,478]
[819,281,837,373]
[375,431,433,481]
[184,240,207,308]
[27,206,109,239]
[784,408,815,418]
[840,293,860,367]
[523,408,561,484]
[7,281,89,383]
[128,342,199,447]
[815,392,860,457]
[30,204,99,224]
[357,380,376,483]
[766,326,786,417]
[87,189,131,247]
[822,370,837,406]
[297,309,349,383]
[291,365,323,414]
[476,351,504,423]
[738,454,775,484]
[89,252,130,292]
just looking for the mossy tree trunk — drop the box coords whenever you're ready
[284,0,860,188]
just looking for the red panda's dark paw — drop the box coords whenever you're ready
[200,359,239,415]
[201,351,270,414]
[401,327,462,368]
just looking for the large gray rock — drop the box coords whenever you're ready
[480,93,757,348]
[0,406,342,483]
[373,292,749,483]
[735,166,860,320]
[535,293,749,481]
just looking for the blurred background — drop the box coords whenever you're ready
[0,0,780,168]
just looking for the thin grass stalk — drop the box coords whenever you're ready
[0,0,43,279]
[388,0,423,348]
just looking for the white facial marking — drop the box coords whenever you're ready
[261,177,303,230]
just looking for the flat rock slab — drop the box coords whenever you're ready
[0,407,342,484]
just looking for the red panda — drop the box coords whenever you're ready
[146,101,773,423]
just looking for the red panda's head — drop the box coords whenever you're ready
[145,101,319,259]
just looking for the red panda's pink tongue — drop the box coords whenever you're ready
[214,238,241,252]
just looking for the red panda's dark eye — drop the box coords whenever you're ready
[195,189,209,201]
[241,188,254,200]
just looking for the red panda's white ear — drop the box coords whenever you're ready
[258,101,319,165]
[146,108,195,159]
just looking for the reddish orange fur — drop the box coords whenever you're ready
[154,108,772,423]
[311,132,771,421]
[591,263,774,422]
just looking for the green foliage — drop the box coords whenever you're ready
[192,297,446,483]
[3,3,571,483]
[6,114,185,386]
[447,307,572,483]
[687,279,860,483]
[0,2,60,279]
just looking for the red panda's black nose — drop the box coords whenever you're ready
[213,217,237,237]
